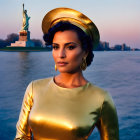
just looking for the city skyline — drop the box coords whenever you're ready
[0,0,140,48]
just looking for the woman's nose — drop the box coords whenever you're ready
[59,48,66,58]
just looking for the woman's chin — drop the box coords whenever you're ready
[57,67,80,74]
[57,68,70,73]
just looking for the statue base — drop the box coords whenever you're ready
[11,40,34,47]
[19,30,30,41]
[10,30,35,47]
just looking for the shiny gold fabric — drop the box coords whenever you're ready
[15,77,119,140]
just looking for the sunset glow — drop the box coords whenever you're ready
[0,0,139,48]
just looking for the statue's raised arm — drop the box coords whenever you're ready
[23,3,25,12]
[21,3,30,31]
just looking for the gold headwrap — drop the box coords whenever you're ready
[42,7,100,49]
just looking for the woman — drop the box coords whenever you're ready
[15,8,119,140]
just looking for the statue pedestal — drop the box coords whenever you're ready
[10,30,34,47]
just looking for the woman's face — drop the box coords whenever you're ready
[52,30,86,73]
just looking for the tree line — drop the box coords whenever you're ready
[0,33,43,47]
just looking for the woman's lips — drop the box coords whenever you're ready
[57,62,68,66]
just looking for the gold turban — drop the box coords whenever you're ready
[42,7,100,49]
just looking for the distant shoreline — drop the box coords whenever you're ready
[0,46,139,52]
[0,46,52,52]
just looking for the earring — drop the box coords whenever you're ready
[80,57,87,71]
[55,64,57,71]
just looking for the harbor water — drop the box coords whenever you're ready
[0,51,140,140]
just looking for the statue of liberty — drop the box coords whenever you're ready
[10,4,35,47]
[21,4,30,31]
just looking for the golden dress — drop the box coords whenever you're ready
[15,77,119,140]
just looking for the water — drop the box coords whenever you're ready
[0,51,140,140]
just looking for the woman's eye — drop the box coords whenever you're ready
[52,45,59,50]
[67,45,76,50]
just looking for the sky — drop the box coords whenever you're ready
[0,0,140,48]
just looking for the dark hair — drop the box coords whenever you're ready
[43,21,94,66]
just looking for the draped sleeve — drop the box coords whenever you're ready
[14,82,33,140]
[96,92,119,140]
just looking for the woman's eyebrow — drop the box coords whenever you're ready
[52,42,78,46]
[52,43,59,45]
[65,42,77,46]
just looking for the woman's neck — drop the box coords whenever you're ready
[54,71,88,88]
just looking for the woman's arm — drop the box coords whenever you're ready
[96,92,119,140]
[14,82,33,140]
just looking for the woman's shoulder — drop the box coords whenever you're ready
[32,77,53,85]
[25,77,53,91]
[87,83,112,102]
